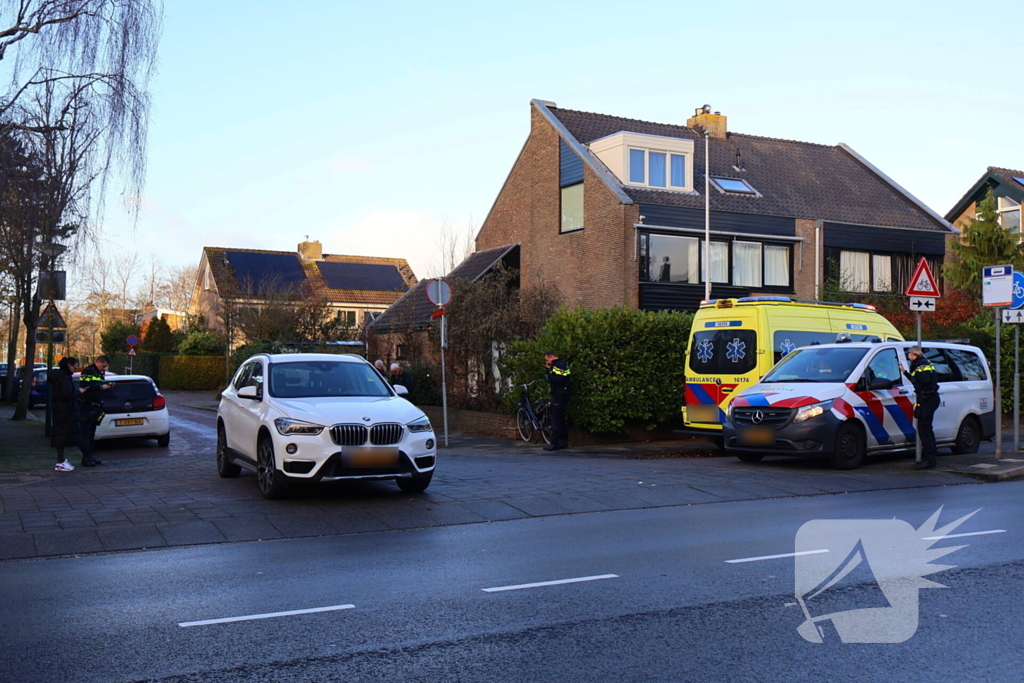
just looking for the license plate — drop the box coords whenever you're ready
[688,405,720,423]
[738,426,774,446]
[116,418,145,427]
[342,446,399,468]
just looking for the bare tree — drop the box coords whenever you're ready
[161,263,197,313]
[430,217,475,277]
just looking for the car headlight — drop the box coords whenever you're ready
[274,417,324,436]
[406,416,433,433]
[793,400,833,424]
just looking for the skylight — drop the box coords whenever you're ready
[711,176,758,195]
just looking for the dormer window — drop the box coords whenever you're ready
[711,176,759,195]
[589,132,694,193]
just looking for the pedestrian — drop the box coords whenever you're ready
[389,362,414,394]
[49,356,85,472]
[374,359,387,376]
[78,355,111,467]
[903,346,939,470]
[543,351,571,451]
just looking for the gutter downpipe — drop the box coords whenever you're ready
[704,130,711,301]
[814,220,822,296]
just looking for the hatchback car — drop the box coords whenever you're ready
[91,375,170,447]
[216,353,436,499]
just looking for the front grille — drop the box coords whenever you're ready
[370,423,403,445]
[732,406,793,427]
[330,424,368,446]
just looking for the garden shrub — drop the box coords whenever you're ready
[159,356,227,391]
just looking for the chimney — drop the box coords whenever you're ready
[687,104,727,138]
[298,239,322,261]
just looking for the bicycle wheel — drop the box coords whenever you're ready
[535,402,553,444]
[516,407,534,442]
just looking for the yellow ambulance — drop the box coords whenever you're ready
[683,297,903,434]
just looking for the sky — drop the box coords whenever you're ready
[92,0,1024,288]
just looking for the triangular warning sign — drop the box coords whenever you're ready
[904,257,941,298]
[38,302,67,328]
[127,347,138,357]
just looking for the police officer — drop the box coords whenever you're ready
[543,351,571,451]
[78,355,112,467]
[904,346,939,470]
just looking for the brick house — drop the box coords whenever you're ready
[188,240,418,336]
[945,166,1023,234]
[473,100,958,311]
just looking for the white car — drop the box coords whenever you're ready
[216,353,436,499]
[92,375,171,447]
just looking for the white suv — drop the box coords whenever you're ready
[216,353,436,499]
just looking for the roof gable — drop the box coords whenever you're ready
[946,166,1024,222]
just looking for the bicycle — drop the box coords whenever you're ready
[515,381,552,444]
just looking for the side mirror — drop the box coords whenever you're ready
[393,385,409,397]
[238,385,259,399]
[868,378,894,391]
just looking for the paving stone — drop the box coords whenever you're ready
[501,495,574,517]
[156,520,227,546]
[98,524,167,551]
[211,516,284,542]
[0,533,36,560]
[32,529,104,556]
[267,514,338,538]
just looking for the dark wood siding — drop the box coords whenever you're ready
[823,222,946,256]
[559,140,584,187]
[639,205,795,236]
[639,282,751,312]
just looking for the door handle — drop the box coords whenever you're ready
[898,390,909,395]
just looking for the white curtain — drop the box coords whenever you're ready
[872,254,892,291]
[840,251,870,293]
[701,241,729,283]
[764,245,789,286]
[733,241,762,287]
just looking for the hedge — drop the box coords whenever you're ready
[106,352,163,379]
[159,356,228,391]
[501,306,694,434]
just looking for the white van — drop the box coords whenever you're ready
[722,341,994,469]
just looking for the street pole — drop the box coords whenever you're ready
[915,310,922,464]
[44,302,54,437]
[1015,324,1020,453]
[703,130,711,302]
[995,308,1002,459]
[440,309,449,447]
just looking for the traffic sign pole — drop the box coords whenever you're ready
[916,310,922,464]
[1015,324,1019,453]
[996,308,1002,459]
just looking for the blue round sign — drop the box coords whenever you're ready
[126,335,139,346]
[1013,271,1024,310]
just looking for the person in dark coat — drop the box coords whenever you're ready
[49,356,84,472]
[903,346,940,470]
[77,355,110,467]
[543,351,572,451]
[389,363,414,395]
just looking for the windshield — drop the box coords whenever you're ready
[268,361,392,399]
[761,347,868,383]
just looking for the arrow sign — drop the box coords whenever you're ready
[904,257,941,297]
[1003,309,1024,324]
[909,297,937,312]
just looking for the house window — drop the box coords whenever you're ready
[872,254,892,291]
[647,234,699,283]
[733,241,762,287]
[640,233,791,289]
[711,177,758,195]
[701,241,729,283]
[830,249,933,294]
[335,309,357,327]
[203,268,211,291]
[560,183,584,233]
[628,149,689,190]
[764,245,790,287]
[839,251,870,293]
[998,196,1021,234]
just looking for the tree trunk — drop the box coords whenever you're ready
[12,292,39,420]
[3,297,21,403]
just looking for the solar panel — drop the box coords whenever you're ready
[224,251,306,294]
[1014,177,1024,187]
[317,261,407,291]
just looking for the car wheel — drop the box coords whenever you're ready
[951,416,980,455]
[736,452,764,463]
[516,408,534,442]
[216,423,241,478]
[830,423,865,470]
[256,436,289,499]
[396,470,433,493]
[157,432,170,448]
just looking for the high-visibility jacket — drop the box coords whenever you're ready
[546,358,572,399]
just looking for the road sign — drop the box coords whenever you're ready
[127,347,138,356]
[126,334,139,346]
[1003,309,1024,324]
[431,307,445,319]
[909,297,937,312]
[35,329,66,344]
[983,265,1014,307]
[904,258,941,297]
[39,303,67,329]
[425,278,452,306]
[1012,271,1024,310]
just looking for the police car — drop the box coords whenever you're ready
[722,341,994,469]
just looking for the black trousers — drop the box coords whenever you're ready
[549,397,569,447]
[916,394,940,463]
[80,406,99,458]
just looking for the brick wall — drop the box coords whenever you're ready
[476,105,640,310]
[793,218,819,299]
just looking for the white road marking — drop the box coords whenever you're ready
[178,604,355,628]
[922,529,1006,541]
[482,574,619,593]
[725,549,829,564]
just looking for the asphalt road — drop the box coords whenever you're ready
[2,480,1021,682]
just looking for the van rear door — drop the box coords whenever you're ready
[686,318,758,424]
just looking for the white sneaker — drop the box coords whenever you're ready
[55,460,75,472]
